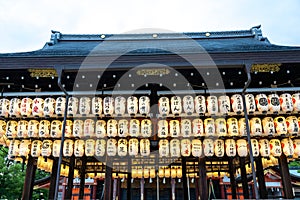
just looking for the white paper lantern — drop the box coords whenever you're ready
[85,139,95,156]
[31,140,42,157]
[286,116,299,136]
[55,97,66,116]
[107,119,118,137]
[92,97,102,116]
[170,96,182,115]
[214,139,224,157]
[192,119,204,137]
[236,139,248,157]
[141,119,152,138]
[204,118,215,137]
[231,94,244,114]
[268,94,280,113]
[63,139,74,157]
[157,120,168,138]
[203,138,214,157]
[103,97,114,116]
[50,120,62,138]
[206,96,218,115]
[31,98,44,117]
[67,97,78,116]
[140,139,150,156]
[39,120,50,138]
[0,98,9,117]
[28,120,39,138]
[118,119,129,137]
[95,139,106,157]
[170,139,181,157]
[95,120,106,138]
[20,97,32,117]
[44,97,56,117]
[65,120,73,138]
[183,95,194,115]
[8,140,20,157]
[139,96,150,115]
[74,139,85,157]
[159,139,169,157]
[181,119,192,137]
[0,120,6,137]
[259,139,270,157]
[19,140,31,157]
[84,119,95,138]
[280,93,293,112]
[215,118,227,137]
[107,138,117,156]
[79,97,91,115]
[9,98,21,117]
[191,139,202,157]
[250,117,262,136]
[250,139,259,157]
[6,120,18,138]
[128,138,139,156]
[169,120,180,137]
[52,140,61,157]
[194,95,206,115]
[227,118,239,137]
[73,120,84,138]
[181,139,191,157]
[127,96,138,116]
[238,118,248,137]
[118,138,128,156]
[225,139,236,157]
[218,95,231,115]
[41,140,52,157]
[255,94,269,113]
[158,97,170,116]
[293,139,300,157]
[262,117,275,136]
[129,119,140,137]
[292,93,300,112]
[17,120,28,138]
[281,138,294,156]
[269,139,282,157]
[245,94,256,114]
[274,116,288,136]
[114,96,126,116]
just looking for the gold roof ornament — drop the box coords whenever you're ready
[251,63,281,73]
[28,68,58,78]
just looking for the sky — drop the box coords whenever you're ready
[0,0,299,53]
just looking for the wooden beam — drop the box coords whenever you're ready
[278,154,294,199]
[79,156,87,199]
[22,156,37,200]
[255,156,268,199]
[65,155,75,199]
[198,157,208,200]
[239,157,249,199]
[228,157,237,199]
[104,157,113,200]
[182,157,189,200]
[48,158,59,200]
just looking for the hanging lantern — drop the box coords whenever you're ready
[214,139,224,157]
[191,139,202,157]
[218,95,231,115]
[128,138,139,156]
[170,167,177,179]
[255,94,269,113]
[0,120,6,137]
[17,120,28,138]
[118,139,128,157]
[103,97,114,116]
[79,97,91,115]
[170,139,181,157]
[177,167,182,178]
[95,139,106,157]
[206,96,218,115]
[170,96,182,115]
[225,139,236,157]
[73,120,84,138]
[169,120,180,137]
[107,138,117,156]
[63,139,74,157]
[44,97,56,117]
[127,96,138,116]
[204,118,215,137]
[52,140,61,157]
[84,119,95,138]
[238,118,248,137]
[236,139,248,157]
[129,119,140,137]
[158,97,170,116]
[9,98,21,117]
[65,120,73,138]
[19,140,31,157]
[280,93,293,112]
[203,138,214,157]
[158,120,168,138]
[85,139,95,156]
[55,97,66,116]
[140,139,150,156]
[281,138,294,156]
[6,120,18,138]
[39,120,51,138]
[227,118,239,137]
[194,95,206,116]
[20,97,32,117]
[268,94,280,113]
[95,120,106,138]
[293,139,300,157]
[28,120,39,138]
[150,168,156,178]
[92,97,102,116]
[118,119,129,137]
[192,118,204,137]
[183,95,194,115]
[292,93,300,112]
[215,118,227,137]
[259,139,270,157]
[139,96,150,115]
[158,167,164,178]
[0,98,9,117]
[231,94,244,114]
[41,140,52,157]
[250,117,262,136]
[31,140,42,157]
[269,139,282,157]
[31,98,44,117]
[159,139,169,157]
[250,139,260,157]
[8,140,20,157]
[144,167,150,179]
[286,116,299,136]
[74,139,85,157]
[141,119,152,138]
[50,120,62,138]
[245,94,256,114]
[107,119,118,137]
[181,139,191,157]
[67,97,78,116]
[181,119,192,138]
[164,168,170,178]
[274,116,288,136]
[114,96,126,116]
[262,117,275,136]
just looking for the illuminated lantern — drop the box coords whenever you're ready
[0,120,6,137]
[177,167,182,179]
[140,139,150,156]
[52,140,61,157]
[158,97,170,116]
[31,140,42,157]
[95,120,106,138]
[293,139,300,157]
[225,139,236,157]
[191,139,202,157]
[181,119,192,137]
[127,96,138,116]
[239,118,248,137]
[117,139,127,157]
[139,96,150,115]
[215,118,227,137]
[41,140,52,157]
[206,96,218,115]
[128,138,139,156]
[39,120,50,138]
[107,138,117,156]
[150,168,156,179]
[170,96,182,115]
[9,98,21,117]
[250,117,262,136]
[204,118,215,137]
[6,120,18,138]
[118,119,129,137]
[245,94,256,114]
[169,120,180,137]
[195,95,206,116]
[64,120,73,138]
[281,138,294,156]
[129,119,140,137]
[32,98,44,117]
[114,96,126,116]
[8,140,20,157]
[92,97,102,116]
[280,93,293,112]
[255,94,269,113]
[158,167,164,178]
[259,139,270,157]
[84,119,95,138]
[192,118,204,137]
[141,119,152,138]
[218,95,231,115]
[292,93,300,112]
[55,97,66,116]
[28,120,39,138]
[0,98,9,117]
[103,96,114,116]
[268,94,280,113]
[20,97,32,117]
[183,95,194,115]
[236,139,248,157]
[63,139,74,157]
[67,97,78,116]
[181,139,191,157]
[19,140,31,157]
[73,120,84,138]
[74,140,85,157]
[231,94,244,114]
[170,139,181,157]
[171,167,177,179]
[158,120,168,138]
[79,97,91,115]
[250,139,259,157]
[274,116,288,136]
[262,117,275,136]
[17,120,28,138]
[214,139,224,157]
[159,139,169,157]
[44,97,56,117]
[227,118,239,137]
[164,168,170,178]
[85,139,95,156]
[269,139,282,157]
[286,116,299,136]
[144,168,150,179]
[203,138,214,157]
[95,139,106,157]
[50,120,62,138]
[107,119,118,137]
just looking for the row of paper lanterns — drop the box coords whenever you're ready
[7,137,300,159]
[1,93,300,118]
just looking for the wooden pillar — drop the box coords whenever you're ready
[182,157,189,200]
[198,157,208,200]
[239,157,249,199]
[65,155,75,199]
[48,158,59,200]
[79,156,87,199]
[255,156,268,199]
[127,158,132,200]
[104,157,113,200]
[228,158,237,199]
[22,156,37,200]
[278,154,294,199]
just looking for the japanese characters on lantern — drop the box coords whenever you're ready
[255,94,268,113]
[0,98,10,117]
[44,97,56,117]
[129,119,140,137]
[67,97,78,116]
[114,96,126,116]
[139,96,150,115]
[95,120,106,138]
[245,94,256,114]
[21,97,32,117]
[92,97,102,116]
[268,94,280,113]
[170,96,182,115]
[192,118,204,137]
[206,96,218,115]
[280,93,293,112]
[79,97,91,115]
[194,95,206,116]
[158,97,170,116]
[158,120,168,138]
[183,95,194,115]
[218,95,231,115]
[231,94,243,114]
[127,96,138,116]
